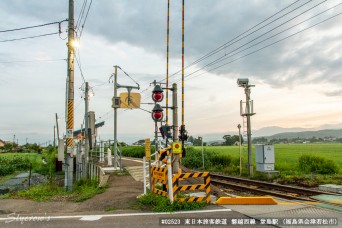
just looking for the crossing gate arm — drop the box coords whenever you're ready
[172,172,211,204]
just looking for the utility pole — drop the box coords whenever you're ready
[55,113,60,140]
[238,124,242,176]
[54,125,56,148]
[84,82,89,176]
[113,65,118,170]
[237,78,255,177]
[245,86,253,177]
[65,0,75,191]
[172,83,178,142]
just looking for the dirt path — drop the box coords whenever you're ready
[0,173,144,215]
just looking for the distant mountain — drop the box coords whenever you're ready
[266,129,342,140]
[252,126,308,137]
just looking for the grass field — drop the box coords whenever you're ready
[193,143,342,173]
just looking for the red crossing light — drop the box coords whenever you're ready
[152,104,163,122]
[152,85,164,102]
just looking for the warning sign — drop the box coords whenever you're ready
[172,142,182,154]
[153,170,167,181]
[145,138,151,161]
[119,92,141,109]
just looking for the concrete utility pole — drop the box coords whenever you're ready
[54,125,56,148]
[113,66,118,170]
[172,83,178,142]
[84,82,89,177]
[238,124,242,176]
[65,0,75,191]
[55,113,60,140]
[172,83,180,173]
[245,86,253,177]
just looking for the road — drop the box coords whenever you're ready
[0,208,276,227]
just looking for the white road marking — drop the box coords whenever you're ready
[0,209,232,222]
[121,157,144,163]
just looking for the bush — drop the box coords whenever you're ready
[0,156,30,176]
[121,146,156,158]
[298,154,339,174]
[137,192,206,212]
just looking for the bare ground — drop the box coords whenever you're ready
[0,173,144,215]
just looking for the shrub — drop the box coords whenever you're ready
[121,146,156,158]
[137,192,206,212]
[298,154,339,174]
[0,156,30,176]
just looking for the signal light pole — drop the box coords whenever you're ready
[237,78,255,177]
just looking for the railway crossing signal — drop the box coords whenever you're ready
[152,104,163,122]
[159,125,172,139]
[152,84,164,102]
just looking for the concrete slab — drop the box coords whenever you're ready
[189,192,217,204]
[101,167,121,173]
[216,196,277,205]
[319,184,342,194]
[125,166,144,182]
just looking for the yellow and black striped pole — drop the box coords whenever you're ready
[165,0,170,126]
[65,0,75,191]
[179,0,187,157]
[181,0,185,127]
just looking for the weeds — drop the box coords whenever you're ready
[137,192,207,212]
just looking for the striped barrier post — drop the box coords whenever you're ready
[172,172,211,204]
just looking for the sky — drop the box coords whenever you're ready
[1,0,342,144]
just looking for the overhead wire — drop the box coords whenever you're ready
[79,0,93,39]
[134,0,310,94]
[183,11,342,82]
[157,0,309,83]
[0,32,61,43]
[0,19,68,33]
[182,1,340,80]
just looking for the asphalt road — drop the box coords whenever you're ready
[0,208,276,228]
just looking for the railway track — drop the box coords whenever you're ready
[210,173,342,207]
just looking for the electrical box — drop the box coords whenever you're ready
[255,144,275,171]
[112,97,120,108]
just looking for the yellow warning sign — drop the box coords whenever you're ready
[119,92,141,109]
[153,170,167,181]
[145,138,151,161]
[172,142,182,154]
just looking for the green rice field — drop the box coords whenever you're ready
[193,143,342,173]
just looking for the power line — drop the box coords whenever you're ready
[0,19,68,33]
[184,1,340,79]
[135,0,310,94]
[159,0,309,83]
[79,0,93,39]
[75,51,86,83]
[0,58,66,64]
[184,12,342,82]
[0,32,60,43]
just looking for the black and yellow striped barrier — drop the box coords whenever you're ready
[150,166,168,196]
[172,172,211,204]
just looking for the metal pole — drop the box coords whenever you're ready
[172,83,180,173]
[55,113,60,140]
[165,0,170,127]
[114,66,118,170]
[84,82,89,178]
[238,124,242,176]
[167,156,173,203]
[54,125,56,148]
[172,83,178,142]
[65,0,75,191]
[201,137,204,169]
[143,156,147,195]
[245,87,253,177]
